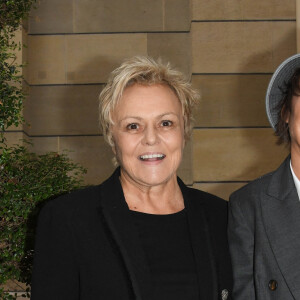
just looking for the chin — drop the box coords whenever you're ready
[138,173,175,187]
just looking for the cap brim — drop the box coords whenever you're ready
[266,53,300,130]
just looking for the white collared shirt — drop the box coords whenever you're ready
[290,160,300,201]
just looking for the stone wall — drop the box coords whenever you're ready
[8,0,296,200]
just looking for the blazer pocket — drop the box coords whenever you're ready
[254,274,268,299]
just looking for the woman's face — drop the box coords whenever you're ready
[111,83,185,188]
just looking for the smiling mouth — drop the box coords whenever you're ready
[139,153,166,161]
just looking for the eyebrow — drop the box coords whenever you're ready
[119,112,179,123]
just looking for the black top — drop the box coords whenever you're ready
[31,168,233,300]
[130,209,199,300]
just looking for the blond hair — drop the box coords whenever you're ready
[99,56,199,146]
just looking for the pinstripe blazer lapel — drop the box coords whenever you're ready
[261,156,300,298]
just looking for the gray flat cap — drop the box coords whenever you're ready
[266,53,300,130]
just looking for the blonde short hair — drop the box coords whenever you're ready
[99,56,199,146]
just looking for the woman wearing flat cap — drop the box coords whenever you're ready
[228,53,300,300]
[31,56,232,300]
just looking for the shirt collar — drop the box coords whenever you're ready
[290,159,300,201]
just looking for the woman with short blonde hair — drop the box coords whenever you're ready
[99,56,198,146]
[31,56,233,300]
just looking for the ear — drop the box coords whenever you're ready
[284,110,290,124]
[108,134,116,154]
[111,140,116,155]
[281,104,290,124]
[112,145,116,155]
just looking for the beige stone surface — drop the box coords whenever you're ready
[24,85,103,135]
[59,136,115,185]
[65,34,148,84]
[5,292,29,300]
[27,136,59,154]
[26,35,65,84]
[192,21,296,73]
[192,0,295,20]
[164,0,191,31]
[16,295,29,300]
[3,132,25,147]
[178,140,193,185]
[26,34,148,85]
[193,128,289,181]
[6,123,24,132]
[28,0,73,34]
[272,21,298,68]
[2,280,27,292]
[193,182,247,200]
[22,30,29,80]
[192,74,271,127]
[28,0,191,34]
[0,280,29,298]
[74,0,163,32]
[13,29,23,67]
[147,33,191,77]
[3,134,58,155]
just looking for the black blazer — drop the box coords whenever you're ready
[31,168,232,300]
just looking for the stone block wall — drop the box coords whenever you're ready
[191,0,295,198]
[8,0,296,200]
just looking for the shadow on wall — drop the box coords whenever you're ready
[24,56,121,185]
[58,56,119,185]
[231,34,292,183]
[193,28,293,200]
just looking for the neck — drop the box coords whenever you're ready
[119,169,184,214]
[291,148,300,180]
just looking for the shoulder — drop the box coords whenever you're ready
[186,185,227,209]
[185,187,230,247]
[229,171,273,207]
[228,171,277,226]
[38,185,102,221]
[178,177,227,213]
[184,186,228,224]
[230,156,290,205]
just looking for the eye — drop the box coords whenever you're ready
[126,123,139,130]
[161,120,173,127]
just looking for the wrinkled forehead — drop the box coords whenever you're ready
[116,83,182,114]
[113,82,182,111]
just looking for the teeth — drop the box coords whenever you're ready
[140,154,165,160]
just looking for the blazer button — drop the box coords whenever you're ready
[268,280,278,291]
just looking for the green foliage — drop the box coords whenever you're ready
[0,1,88,299]
[0,144,86,299]
[0,34,24,143]
[0,0,36,30]
[0,0,37,142]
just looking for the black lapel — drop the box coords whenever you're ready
[179,179,218,300]
[262,156,300,297]
[98,168,153,300]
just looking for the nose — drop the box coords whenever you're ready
[142,125,159,146]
